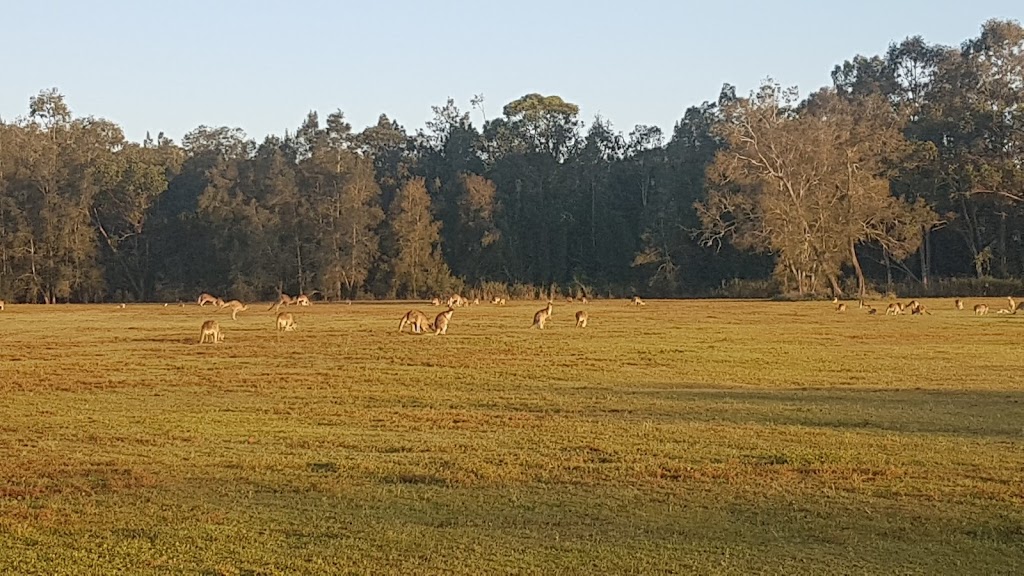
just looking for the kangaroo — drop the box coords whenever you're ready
[858,299,866,309]
[433,308,454,335]
[532,302,553,329]
[1008,296,1017,314]
[885,303,902,316]
[276,312,297,331]
[472,297,480,306]
[912,304,932,315]
[431,297,441,306]
[0,300,6,311]
[867,308,877,315]
[955,298,964,310]
[220,299,248,320]
[268,293,297,311]
[836,303,847,313]
[296,294,312,307]
[974,304,989,316]
[630,296,646,306]
[575,310,588,328]
[199,320,223,344]
[399,310,431,334]
[491,296,507,305]
[566,296,574,303]
[997,308,1013,314]
[198,293,220,307]
[581,296,588,305]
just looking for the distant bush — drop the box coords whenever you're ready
[712,278,780,299]
[891,277,1024,298]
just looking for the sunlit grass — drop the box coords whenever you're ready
[1,298,1022,574]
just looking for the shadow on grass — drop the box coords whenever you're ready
[577,385,1024,440]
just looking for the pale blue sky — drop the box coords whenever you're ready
[2,1,1020,143]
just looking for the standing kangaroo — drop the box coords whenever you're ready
[433,308,454,335]
[575,310,588,328]
[532,302,553,329]
[199,320,224,344]
[276,312,296,332]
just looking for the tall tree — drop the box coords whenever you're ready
[386,177,451,298]
[697,81,935,296]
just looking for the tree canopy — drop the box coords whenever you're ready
[1,20,1022,302]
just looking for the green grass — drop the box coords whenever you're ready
[1,298,1022,575]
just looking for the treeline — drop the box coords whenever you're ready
[0,19,1022,303]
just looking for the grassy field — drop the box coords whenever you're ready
[1,298,1022,575]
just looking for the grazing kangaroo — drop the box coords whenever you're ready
[276,312,296,332]
[912,304,932,315]
[295,294,312,307]
[431,297,441,306]
[532,302,553,329]
[399,310,431,334]
[955,298,964,310]
[491,296,506,305]
[575,310,588,328]
[885,303,902,316]
[836,303,847,313]
[433,308,454,335]
[198,293,221,307]
[867,308,877,315]
[199,320,223,344]
[220,300,249,320]
[630,296,646,306]
[974,304,989,316]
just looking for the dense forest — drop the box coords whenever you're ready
[1,20,1022,303]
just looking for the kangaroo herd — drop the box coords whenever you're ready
[0,292,1017,344]
[189,291,601,343]
[831,296,1023,317]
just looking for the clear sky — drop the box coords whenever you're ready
[2,1,1020,143]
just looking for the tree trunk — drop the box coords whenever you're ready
[828,274,843,298]
[883,249,893,294]
[920,225,930,288]
[850,241,866,298]
[295,241,304,294]
[998,212,1008,278]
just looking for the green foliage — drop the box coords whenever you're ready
[1,21,1023,303]
[386,177,452,298]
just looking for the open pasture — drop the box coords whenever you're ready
[1,298,1022,574]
